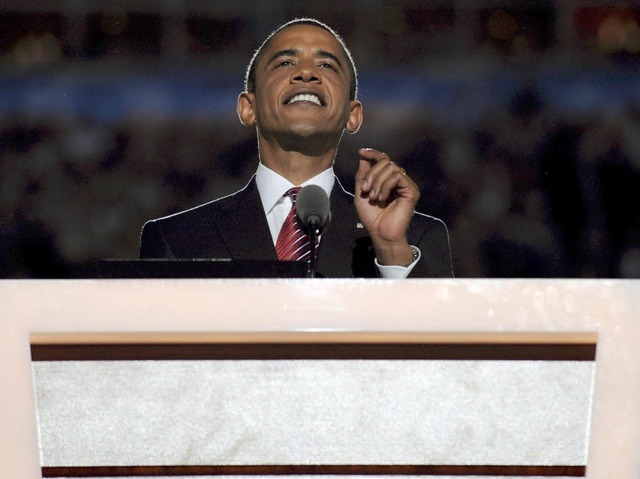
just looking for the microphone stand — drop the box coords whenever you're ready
[307,221,319,278]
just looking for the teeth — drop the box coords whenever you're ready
[288,93,321,105]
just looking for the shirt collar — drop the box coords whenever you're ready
[256,162,335,215]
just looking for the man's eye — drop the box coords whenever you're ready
[277,60,294,67]
[319,62,336,70]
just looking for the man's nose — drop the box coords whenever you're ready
[292,62,320,83]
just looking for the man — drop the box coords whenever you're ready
[139,18,453,278]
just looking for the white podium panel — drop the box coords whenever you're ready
[32,359,593,467]
[2,279,639,479]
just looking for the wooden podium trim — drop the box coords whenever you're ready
[42,464,586,477]
[31,342,596,361]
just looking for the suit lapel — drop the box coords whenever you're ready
[316,183,360,277]
[215,179,278,261]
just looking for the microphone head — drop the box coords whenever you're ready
[296,185,331,233]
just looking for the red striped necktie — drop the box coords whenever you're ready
[275,187,312,262]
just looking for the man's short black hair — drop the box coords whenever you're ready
[244,18,358,101]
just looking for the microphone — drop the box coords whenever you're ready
[295,185,331,233]
[295,185,330,278]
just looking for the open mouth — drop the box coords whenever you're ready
[286,93,323,106]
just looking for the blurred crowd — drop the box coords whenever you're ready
[0,112,257,277]
[330,83,640,278]
[2,79,639,278]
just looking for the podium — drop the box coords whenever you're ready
[2,279,639,478]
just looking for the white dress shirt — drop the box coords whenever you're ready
[255,163,419,278]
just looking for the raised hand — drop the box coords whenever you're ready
[354,148,420,266]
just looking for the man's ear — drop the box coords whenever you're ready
[237,92,256,126]
[345,100,363,134]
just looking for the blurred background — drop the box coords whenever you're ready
[1,0,639,278]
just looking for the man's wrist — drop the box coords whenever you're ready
[374,241,415,267]
[375,245,421,278]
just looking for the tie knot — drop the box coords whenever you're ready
[286,187,302,203]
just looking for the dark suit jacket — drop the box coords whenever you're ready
[139,177,453,278]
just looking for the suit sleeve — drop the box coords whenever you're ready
[139,220,175,259]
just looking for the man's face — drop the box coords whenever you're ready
[241,24,361,142]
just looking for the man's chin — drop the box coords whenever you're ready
[289,125,322,137]
[279,121,332,137]
[277,129,340,155]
